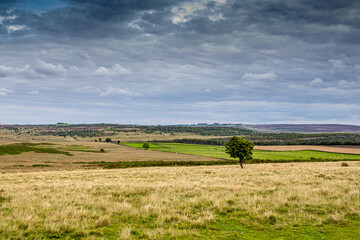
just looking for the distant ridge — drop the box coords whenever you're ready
[242,124,360,133]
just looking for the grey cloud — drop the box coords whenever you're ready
[99,87,142,97]
[0,64,34,77]
[34,59,67,75]
[0,0,360,124]
[0,88,14,96]
[241,71,279,81]
[0,65,15,77]
[93,64,131,77]
[309,78,324,86]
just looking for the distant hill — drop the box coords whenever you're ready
[242,124,360,133]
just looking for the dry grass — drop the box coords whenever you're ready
[255,145,360,155]
[0,141,217,172]
[0,162,359,239]
[0,129,78,144]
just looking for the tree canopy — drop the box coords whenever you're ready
[142,142,150,150]
[225,136,254,168]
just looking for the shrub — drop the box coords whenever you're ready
[142,143,150,150]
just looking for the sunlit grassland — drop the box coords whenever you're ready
[122,142,360,162]
[0,162,359,239]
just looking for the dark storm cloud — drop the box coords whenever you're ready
[2,0,357,45]
[0,0,184,38]
[0,0,360,124]
[0,0,22,7]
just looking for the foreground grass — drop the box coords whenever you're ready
[0,162,360,239]
[122,142,360,162]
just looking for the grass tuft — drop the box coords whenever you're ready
[79,160,238,169]
[341,162,349,167]
[32,164,52,167]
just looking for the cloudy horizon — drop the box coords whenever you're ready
[1,0,360,125]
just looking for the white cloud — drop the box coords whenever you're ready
[329,59,350,72]
[0,64,34,77]
[100,87,142,97]
[34,59,67,75]
[6,15,17,20]
[0,65,15,77]
[241,71,279,81]
[7,25,25,32]
[337,80,358,89]
[0,15,17,25]
[127,20,142,30]
[214,0,227,3]
[172,2,206,24]
[209,13,225,21]
[28,90,40,94]
[309,78,324,86]
[93,64,131,77]
[0,88,14,96]
[171,0,227,24]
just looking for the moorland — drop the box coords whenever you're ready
[0,124,360,239]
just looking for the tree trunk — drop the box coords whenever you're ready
[239,158,243,168]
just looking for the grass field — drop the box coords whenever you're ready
[0,132,360,239]
[0,162,359,239]
[122,142,360,162]
[0,143,73,156]
[0,142,219,172]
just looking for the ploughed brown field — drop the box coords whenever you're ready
[255,145,360,155]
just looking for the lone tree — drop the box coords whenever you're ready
[142,142,150,150]
[225,136,254,168]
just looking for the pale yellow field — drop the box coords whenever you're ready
[0,162,359,239]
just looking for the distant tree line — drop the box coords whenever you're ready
[137,126,253,136]
[39,129,116,138]
[4,124,360,145]
[168,132,360,146]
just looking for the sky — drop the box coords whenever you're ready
[0,0,360,125]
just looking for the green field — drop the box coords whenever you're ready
[0,143,107,157]
[122,142,360,162]
[0,143,73,156]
